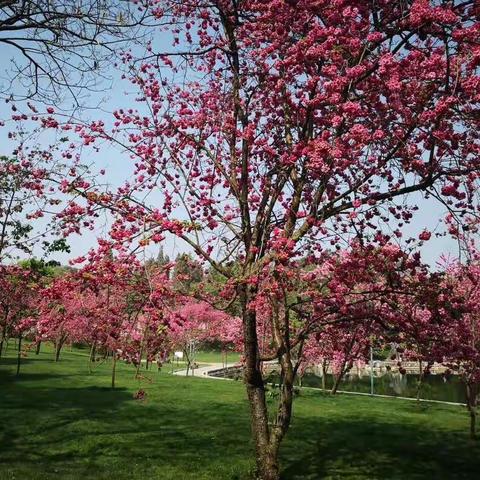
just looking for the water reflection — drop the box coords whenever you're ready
[298,371,466,403]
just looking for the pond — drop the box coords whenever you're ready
[210,366,467,403]
[296,371,466,403]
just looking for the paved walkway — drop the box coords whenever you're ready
[172,363,238,378]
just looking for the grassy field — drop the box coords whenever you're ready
[1,344,479,480]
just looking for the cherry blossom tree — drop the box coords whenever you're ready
[0,264,40,364]
[313,322,374,395]
[168,300,241,375]
[438,260,480,439]
[20,1,480,477]
[0,156,69,262]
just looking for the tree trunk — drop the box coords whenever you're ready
[183,347,191,377]
[416,360,424,403]
[240,285,293,480]
[16,335,22,376]
[88,341,97,374]
[0,326,5,358]
[331,374,342,395]
[111,351,117,389]
[321,360,328,390]
[466,383,478,440]
[469,407,476,440]
[256,446,280,480]
[55,341,62,362]
[35,341,41,355]
[331,363,348,395]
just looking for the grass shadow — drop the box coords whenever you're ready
[282,394,480,480]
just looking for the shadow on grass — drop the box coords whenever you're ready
[0,356,46,366]
[282,405,480,480]
[0,372,253,479]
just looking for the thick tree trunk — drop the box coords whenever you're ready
[240,285,294,480]
[16,335,22,376]
[241,296,274,478]
[35,341,41,355]
[256,446,280,480]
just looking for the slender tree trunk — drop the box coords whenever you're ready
[416,360,424,403]
[183,347,191,377]
[16,335,22,376]
[331,363,349,395]
[135,353,142,378]
[55,340,63,362]
[111,351,117,389]
[331,374,342,395]
[0,310,9,358]
[469,407,476,440]
[0,326,5,359]
[466,383,478,440]
[321,360,327,390]
[88,341,97,374]
[35,341,41,355]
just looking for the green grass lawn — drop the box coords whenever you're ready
[1,344,479,479]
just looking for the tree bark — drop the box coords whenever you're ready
[88,341,97,374]
[469,407,476,440]
[54,340,63,362]
[16,335,22,376]
[416,360,424,403]
[240,285,295,480]
[35,341,41,355]
[0,324,11,358]
[466,383,478,440]
[241,289,273,479]
[321,360,327,390]
[111,351,117,389]
[331,363,350,395]
[331,372,343,395]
